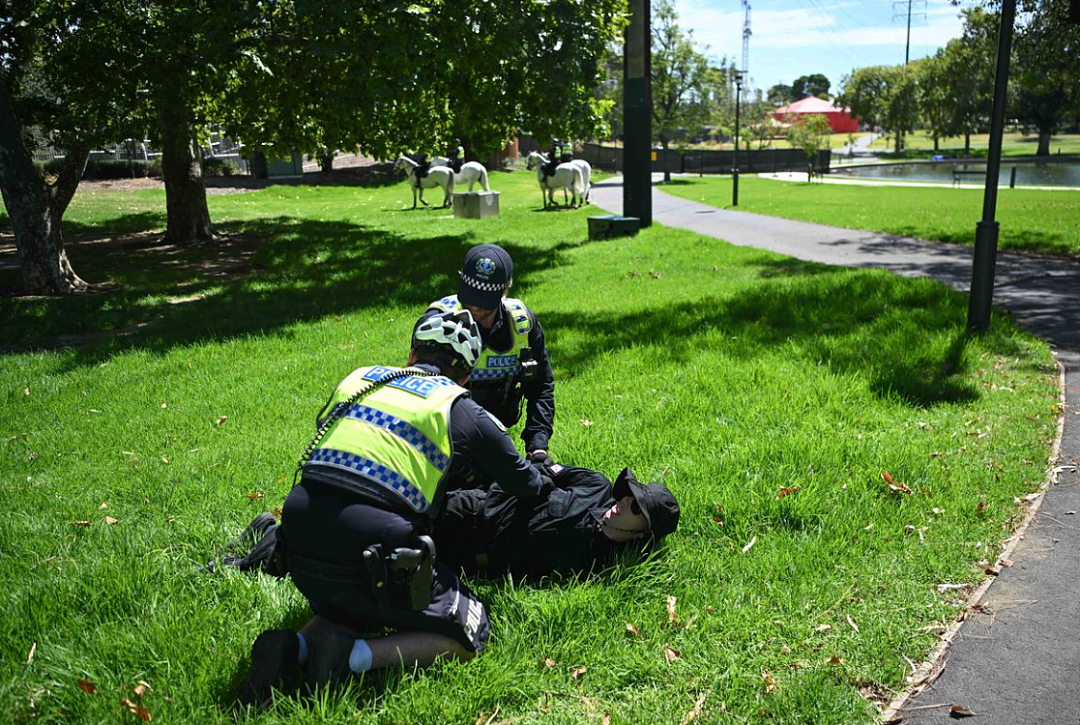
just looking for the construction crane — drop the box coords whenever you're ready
[741,0,752,79]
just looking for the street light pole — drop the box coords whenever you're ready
[967,0,1016,333]
[733,73,742,207]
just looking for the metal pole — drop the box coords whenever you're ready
[905,0,912,65]
[733,76,741,207]
[967,0,1016,333]
[623,0,652,227]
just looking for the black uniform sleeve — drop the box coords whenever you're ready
[521,311,555,452]
[449,398,544,498]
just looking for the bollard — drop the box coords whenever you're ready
[1009,166,1017,189]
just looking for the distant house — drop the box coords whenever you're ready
[771,97,859,134]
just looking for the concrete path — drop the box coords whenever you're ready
[591,176,1080,725]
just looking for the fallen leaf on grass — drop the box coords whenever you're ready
[273,507,282,519]
[846,615,859,632]
[937,583,970,592]
[624,621,640,636]
[166,517,175,523]
[667,595,678,624]
[985,566,1001,576]
[665,647,681,663]
[815,624,832,633]
[160,457,169,464]
[578,419,593,427]
[543,657,556,669]
[24,388,30,396]
[741,536,757,554]
[571,666,587,680]
[104,516,118,525]
[776,486,801,499]
[681,694,707,724]
[27,642,36,664]
[215,415,228,426]
[134,681,151,699]
[71,520,92,527]
[28,451,37,462]
[247,492,264,500]
[977,501,986,512]
[98,502,108,510]
[827,656,844,665]
[77,679,97,695]
[121,698,152,721]
[602,714,611,725]
[762,671,776,693]
[160,402,167,409]
[949,705,975,719]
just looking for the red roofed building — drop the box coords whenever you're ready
[772,97,859,134]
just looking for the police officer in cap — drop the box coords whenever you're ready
[239,309,552,706]
[446,139,465,175]
[424,244,555,469]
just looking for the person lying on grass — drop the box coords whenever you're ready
[435,463,680,579]
[221,465,680,581]
[234,309,554,708]
[217,465,679,704]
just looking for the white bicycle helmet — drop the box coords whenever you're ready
[412,309,483,370]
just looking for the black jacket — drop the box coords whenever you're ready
[435,465,626,578]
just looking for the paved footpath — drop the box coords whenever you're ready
[591,176,1080,725]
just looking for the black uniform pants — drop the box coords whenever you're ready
[281,479,490,652]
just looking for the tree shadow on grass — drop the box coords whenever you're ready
[548,268,999,408]
[1,216,477,366]
[0,213,580,371]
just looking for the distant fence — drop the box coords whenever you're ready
[579,143,832,175]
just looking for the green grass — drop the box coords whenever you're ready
[0,171,1060,724]
[869,130,1080,159]
[661,175,1080,257]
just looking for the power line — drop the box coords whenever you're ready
[892,0,928,64]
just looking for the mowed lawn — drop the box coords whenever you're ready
[868,131,1080,158]
[0,171,1061,724]
[661,175,1080,258]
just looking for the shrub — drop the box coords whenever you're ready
[202,157,240,177]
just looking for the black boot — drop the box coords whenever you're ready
[239,629,300,707]
[303,625,356,695]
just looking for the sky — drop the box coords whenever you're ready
[672,0,973,94]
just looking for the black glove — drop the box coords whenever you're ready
[527,449,554,467]
[536,474,555,498]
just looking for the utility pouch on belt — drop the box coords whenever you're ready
[362,536,436,611]
[518,347,538,382]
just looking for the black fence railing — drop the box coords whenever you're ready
[579,143,831,175]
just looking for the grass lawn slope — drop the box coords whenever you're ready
[0,171,1060,724]
[661,175,1080,258]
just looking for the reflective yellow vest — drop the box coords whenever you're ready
[304,365,467,514]
[427,295,532,385]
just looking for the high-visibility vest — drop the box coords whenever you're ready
[427,296,532,387]
[304,365,467,514]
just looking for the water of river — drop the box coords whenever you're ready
[833,161,1080,187]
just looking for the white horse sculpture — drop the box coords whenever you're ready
[525,151,586,208]
[432,157,490,192]
[394,156,455,209]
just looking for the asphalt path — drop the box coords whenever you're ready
[590,175,1080,725]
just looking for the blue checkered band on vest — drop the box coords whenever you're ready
[469,367,514,382]
[308,448,430,511]
[345,404,451,472]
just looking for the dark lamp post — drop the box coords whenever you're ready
[733,72,742,207]
[967,0,1016,333]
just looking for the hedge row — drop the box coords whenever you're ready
[31,156,240,180]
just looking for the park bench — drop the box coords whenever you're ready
[952,169,984,187]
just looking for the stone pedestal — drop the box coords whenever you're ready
[588,215,640,240]
[453,191,500,219]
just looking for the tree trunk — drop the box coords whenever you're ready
[965,132,971,155]
[0,83,88,294]
[933,136,940,152]
[661,138,671,183]
[320,153,334,173]
[1036,129,1051,156]
[894,131,901,153]
[157,96,218,245]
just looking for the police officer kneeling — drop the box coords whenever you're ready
[240,310,550,706]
